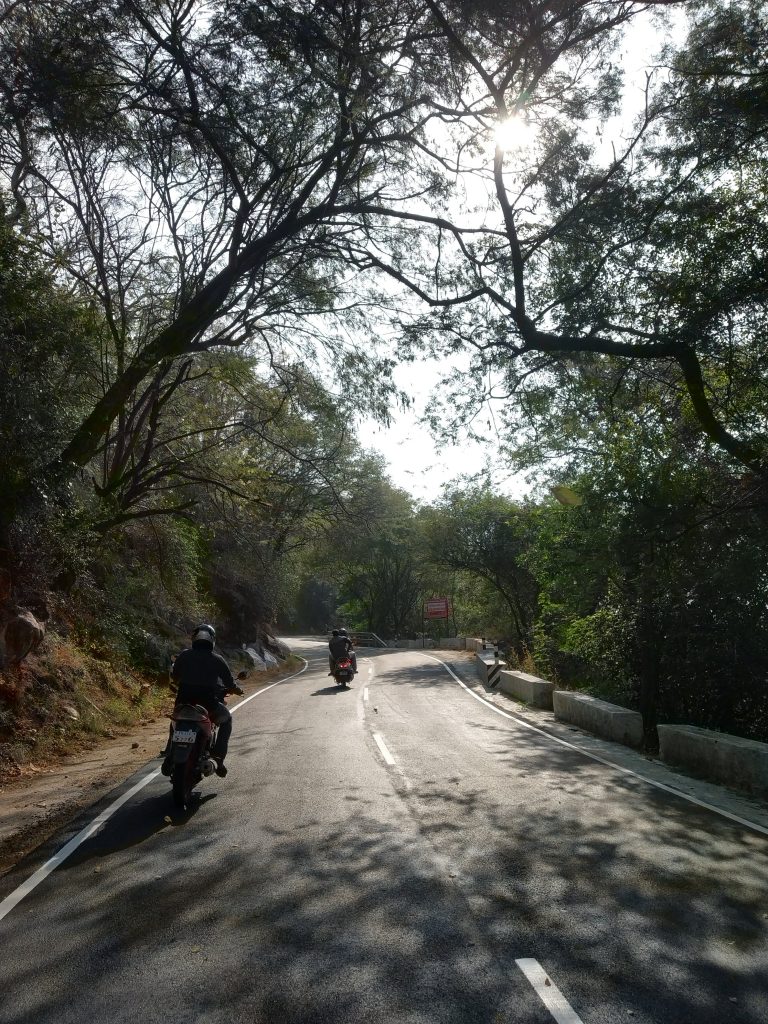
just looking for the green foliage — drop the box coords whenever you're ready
[291,475,426,638]
[0,215,97,542]
[526,416,768,742]
[421,487,538,655]
[4,0,768,759]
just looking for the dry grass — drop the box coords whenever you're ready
[0,641,304,779]
[0,635,170,777]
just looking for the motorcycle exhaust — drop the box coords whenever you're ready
[201,758,217,777]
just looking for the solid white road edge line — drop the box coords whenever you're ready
[0,658,309,924]
[423,654,768,839]
[0,769,162,924]
[373,732,395,765]
[229,657,308,713]
[364,688,369,701]
[515,959,584,1024]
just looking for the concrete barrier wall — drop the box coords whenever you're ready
[553,691,643,748]
[386,640,435,649]
[476,652,507,685]
[658,725,768,796]
[497,670,554,709]
[438,637,466,650]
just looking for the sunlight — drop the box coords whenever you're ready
[494,116,534,152]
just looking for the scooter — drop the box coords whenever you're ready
[166,671,247,809]
[332,657,354,688]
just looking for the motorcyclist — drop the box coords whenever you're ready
[162,624,243,778]
[328,627,357,677]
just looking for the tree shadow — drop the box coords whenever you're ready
[3,655,768,1024]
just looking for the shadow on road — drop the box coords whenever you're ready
[58,790,219,869]
[3,655,768,1024]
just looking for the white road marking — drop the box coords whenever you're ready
[0,659,309,923]
[423,654,768,839]
[0,769,161,923]
[515,959,584,1024]
[364,688,369,701]
[373,732,395,765]
[229,660,307,713]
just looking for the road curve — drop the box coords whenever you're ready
[0,638,766,1024]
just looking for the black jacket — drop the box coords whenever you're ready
[329,636,352,660]
[172,644,235,708]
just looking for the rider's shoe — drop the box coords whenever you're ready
[215,760,228,778]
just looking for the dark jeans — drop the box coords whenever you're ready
[210,702,232,760]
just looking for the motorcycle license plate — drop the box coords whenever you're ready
[172,729,197,744]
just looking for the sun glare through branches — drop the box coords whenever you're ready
[494,116,534,152]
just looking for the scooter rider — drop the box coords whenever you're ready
[328,627,357,677]
[163,624,243,777]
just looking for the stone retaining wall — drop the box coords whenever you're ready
[437,637,466,650]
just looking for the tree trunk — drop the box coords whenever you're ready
[636,603,661,752]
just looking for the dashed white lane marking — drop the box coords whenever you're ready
[515,959,584,1024]
[0,659,309,923]
[423,654,768,839]
[373,732,395,765]
[364,688,369,701]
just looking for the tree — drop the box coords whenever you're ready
[292,474,423,637]
[422,487,538,657]
[332,1,768,481]
[0,0,427,475]
[528,404,768,744]
[0,213,100,576]
[343,538,423,636]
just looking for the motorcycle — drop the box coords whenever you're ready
[166,671,247,809]
[332,656,354,688]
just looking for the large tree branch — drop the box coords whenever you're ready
[523,328,766,477]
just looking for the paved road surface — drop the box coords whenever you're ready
[0,639,767,1023]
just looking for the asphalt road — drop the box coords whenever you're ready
[0,639,767,1024]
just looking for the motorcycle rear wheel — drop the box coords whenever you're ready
[171,760,195,809]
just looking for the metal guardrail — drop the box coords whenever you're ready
[347,631,388,648]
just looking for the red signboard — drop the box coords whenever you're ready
[425,597,450,619]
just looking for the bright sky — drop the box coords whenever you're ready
[356,356,526,503]
[356,6,687,504]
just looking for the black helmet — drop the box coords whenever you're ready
[192,623,216,648]
[338,628,348,637]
